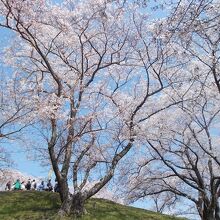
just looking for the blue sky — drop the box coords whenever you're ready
[9,143,50,178]
[0,28,52,179]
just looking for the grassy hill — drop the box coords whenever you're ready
[0,191,186,220]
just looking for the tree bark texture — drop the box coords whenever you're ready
[58,192,86,217]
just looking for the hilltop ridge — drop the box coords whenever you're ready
[0,191,186,220]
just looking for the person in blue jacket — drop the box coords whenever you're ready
[38,181,45,191]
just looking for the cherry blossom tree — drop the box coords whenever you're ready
[123,86,220,219]
[0,0,184,216]
[118,1,220,219]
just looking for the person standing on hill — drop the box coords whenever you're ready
[37,181,45,191]
[31,179,37,190]
[46,179,53,192]
[5,181,11,191]
[25,179,31,190]
[21,181,26,190]
[13,179,21,190]
[54,179,60,193]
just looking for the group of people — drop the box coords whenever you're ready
[5,178,60,193]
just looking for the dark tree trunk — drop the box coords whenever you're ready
[215,200,220,220]
[202,207,215,220]
[198,202,216,220]
[58,196,72,216]
[58,179,72,216]
[71,192,86,217]
[58,191,86,217]
[202,213,215,220]
[59,179,69,203]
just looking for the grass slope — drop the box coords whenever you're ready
[0,191,186,220]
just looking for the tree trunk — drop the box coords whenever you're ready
[58,179,69,203]
[58,192,86,217]
[71,192,86,217]
[58,196,72,217]
[202,207,215,220]
[215,199,220,220]
[58,179,71,216]
[202,213,215,220]
[197,197,220,220]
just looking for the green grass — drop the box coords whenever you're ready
[0,191,186,220]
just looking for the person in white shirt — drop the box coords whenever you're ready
[21,181,26,190]
[31,179,37,190]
